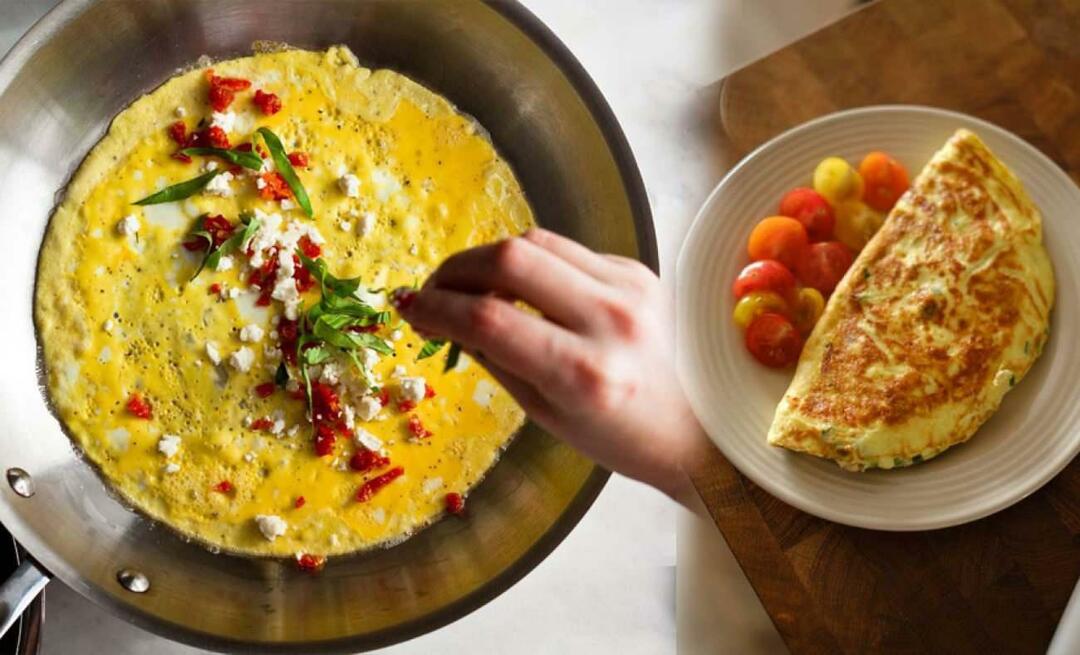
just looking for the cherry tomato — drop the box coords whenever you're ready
[747,216,809,271]
[732,260,796,301]
[792,288,825,334]
[859,151,909,212]
[778,187,835,242]
[745,312,803,368]
[797,241,854,295]
[813,157,864,204]
[834,201,884,252]
[733,291,788,329]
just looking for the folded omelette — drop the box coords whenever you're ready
[768,129,1054,471]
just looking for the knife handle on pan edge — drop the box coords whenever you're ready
[0,558,49,639]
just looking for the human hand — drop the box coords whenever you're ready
[395,228,701,503]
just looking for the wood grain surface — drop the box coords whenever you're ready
[691,0,1080,652]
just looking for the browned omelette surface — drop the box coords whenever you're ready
[768,129,1054,470]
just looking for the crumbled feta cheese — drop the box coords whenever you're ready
[229,346,255,372]
[422,477,444,494]
[239,324,265,343]
[391,365,406,378]
[390,329,403,341]
[204,160,219,172]
[360,347,380,370]
[164,462,181,474]
[408,244,419,256]
[157,434,181,458]
[243,415,254,427]
[215,255,234,271]
[400,376,427,403]
[271,418,286,436]
[371,507,386,524]
[228,287,242,299]
[287,424,299,437]
[356,395,383,421]
[338,173,361,198]
[204,171,234,197]
[339,220,352,232]
[473,379,496,408]
[103,319,115,333]
[116,214,140,236]
[256,177,268,190]
[319,362,342,385]
[272,275,301,320]
[255,515,288,542]
[210,110,236,133]
[357,212,376,236]
[205,341,222,365]
[280,199,295,211]
[354,428,384,453]
[243,451,256,463]
[343,404,356,430]
[174,106,187,118]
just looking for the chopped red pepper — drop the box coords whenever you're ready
[445,492,466,516]
[254,382,277,398]
[293,255,315,292]
[125,393,153,419]
[247,250,281,307]
[208,283,222,295]
[206,70,251,112]
[183,214,234,252]
[258,172,292,201]
[406,415,432,439]
[311,382,343,423]
[295,553,325,572]
[287,151,309,168]
[294,496,306,509]
[250,417,274,431]
[253,89,282,116]
[298,235,321,258]
[398,399,417,413]
[278,318,299,366]
[213,480,234,494]
[167,121,188,146]
[356,466,405,502]
[207,125,231,149]
[171,152,193,164]
[349,448,390,473]
[314,423,336,457]
[235,142,253,153]
[425,385,436,399]
[377,389,391,407]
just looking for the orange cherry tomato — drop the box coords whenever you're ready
[732,260,797,302]
[859,151,909,212]
[796,241,854,296]
[778,187,835,242]
[745,312,803,368]
[747,216,809,271]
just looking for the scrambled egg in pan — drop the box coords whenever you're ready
[768,130,1054,470]
[35,46,531,557]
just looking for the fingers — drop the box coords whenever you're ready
[521,228,621,282]
[429,236,606,330]
[474,356,557,427]
[401,287,581,394]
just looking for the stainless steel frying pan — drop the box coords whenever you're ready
[0,0,655,651]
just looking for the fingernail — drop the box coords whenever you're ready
[391,287,417,311]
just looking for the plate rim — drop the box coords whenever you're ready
[677,104,1080,531]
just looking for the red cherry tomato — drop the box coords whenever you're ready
[732,260,797,301]
[859,152,909,212]
[745,313,803,368]
[796,241,854,295]
[747,216,809,271]
[779,187,835,242]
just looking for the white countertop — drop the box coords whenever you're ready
[1,1,856,653]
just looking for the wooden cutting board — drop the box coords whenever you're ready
[690,1,1080,653]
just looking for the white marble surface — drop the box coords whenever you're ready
[1,0,857,653]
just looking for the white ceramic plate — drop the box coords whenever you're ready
[676,105,1080,531]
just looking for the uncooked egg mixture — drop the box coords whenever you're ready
[35,46,531,558]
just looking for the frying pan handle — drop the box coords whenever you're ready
[0,558,49,639]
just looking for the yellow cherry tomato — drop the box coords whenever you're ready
[792,287,825,334]
[813,156,864,204]
[833,200,884,252]
[733,291,788,329]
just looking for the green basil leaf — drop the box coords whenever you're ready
[181,147,263,171]
[444,342,462,373]
[134,170,222,205]
[302,345,331,366]
[417,339,446,360]
[257,127,312,217]
[312,317,394,354]
[189,215,260,281]
[348,331,395,355]
[299,252,362,298]
[346,349,376,391]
